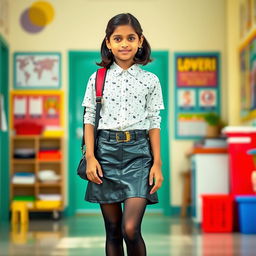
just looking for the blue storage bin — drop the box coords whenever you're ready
[236,196,256,234]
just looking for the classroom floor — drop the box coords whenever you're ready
[0,213,256,256]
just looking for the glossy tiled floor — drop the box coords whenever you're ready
[0,213,256,256]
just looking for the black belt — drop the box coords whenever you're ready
[98,129,148,142]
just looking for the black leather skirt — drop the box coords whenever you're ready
[85,129,158,205]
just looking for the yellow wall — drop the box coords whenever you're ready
[226,0,240,125]
[0,0,10,43]
[9,0,228,207]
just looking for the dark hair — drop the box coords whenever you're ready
[97,13,152,68]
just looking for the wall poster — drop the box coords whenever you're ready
[14,52,61,89]
[174,52,220,139]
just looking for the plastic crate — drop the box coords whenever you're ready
[15,122,43,135]
[202,195,233,232]
[236,196,256,234]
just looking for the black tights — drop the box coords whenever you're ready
[100,197,147,256]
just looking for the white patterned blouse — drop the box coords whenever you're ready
[82,61,164,131]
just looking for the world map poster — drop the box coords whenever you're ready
[14,52,61,89]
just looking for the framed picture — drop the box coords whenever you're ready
[14,52,61,89]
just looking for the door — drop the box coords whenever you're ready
[68,52,101,214]
[142,52,170,212]
[0,35,9,222]
[68,51,170,215]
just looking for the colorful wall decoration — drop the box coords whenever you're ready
[239,31,256,121]
[10,90,64,134]
[20,1,55,34]
[174,52,220,139]
[238,0,256,121]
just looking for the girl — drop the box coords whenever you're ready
[82,13,164,256]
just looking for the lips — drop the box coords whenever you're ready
[119,50,131,53]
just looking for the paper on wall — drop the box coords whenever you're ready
[14,97,26,115]
[29,97,43,116]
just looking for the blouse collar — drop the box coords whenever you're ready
[109,62,141,77]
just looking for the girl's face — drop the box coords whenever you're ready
[106,25,143,68]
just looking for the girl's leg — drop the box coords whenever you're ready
[100,203,124,256]
[122,197,148,256]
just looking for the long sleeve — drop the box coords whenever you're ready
[146,76,165,130]
[81,72,96,125]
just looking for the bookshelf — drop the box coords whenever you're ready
[10,135,64,217]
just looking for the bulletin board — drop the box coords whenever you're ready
[239,31,256,121]
[174,52,221,139]
[10,90,64,131]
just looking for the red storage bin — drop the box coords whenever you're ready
[202,195,233,232]
[15,122,43,135]
[223,127,256,195]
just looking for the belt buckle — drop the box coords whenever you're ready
[116,131,131,142]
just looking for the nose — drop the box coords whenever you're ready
[121,40,128,48]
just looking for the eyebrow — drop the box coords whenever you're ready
[112,34,137,37]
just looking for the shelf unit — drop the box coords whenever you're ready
[10,135,64,213]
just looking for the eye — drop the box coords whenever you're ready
[113,37,121,42]
[128,36,136,41]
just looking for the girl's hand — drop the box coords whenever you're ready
[86,155,103,184]
[149,163,163,194]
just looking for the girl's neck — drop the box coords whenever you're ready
[114,59,134,70]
